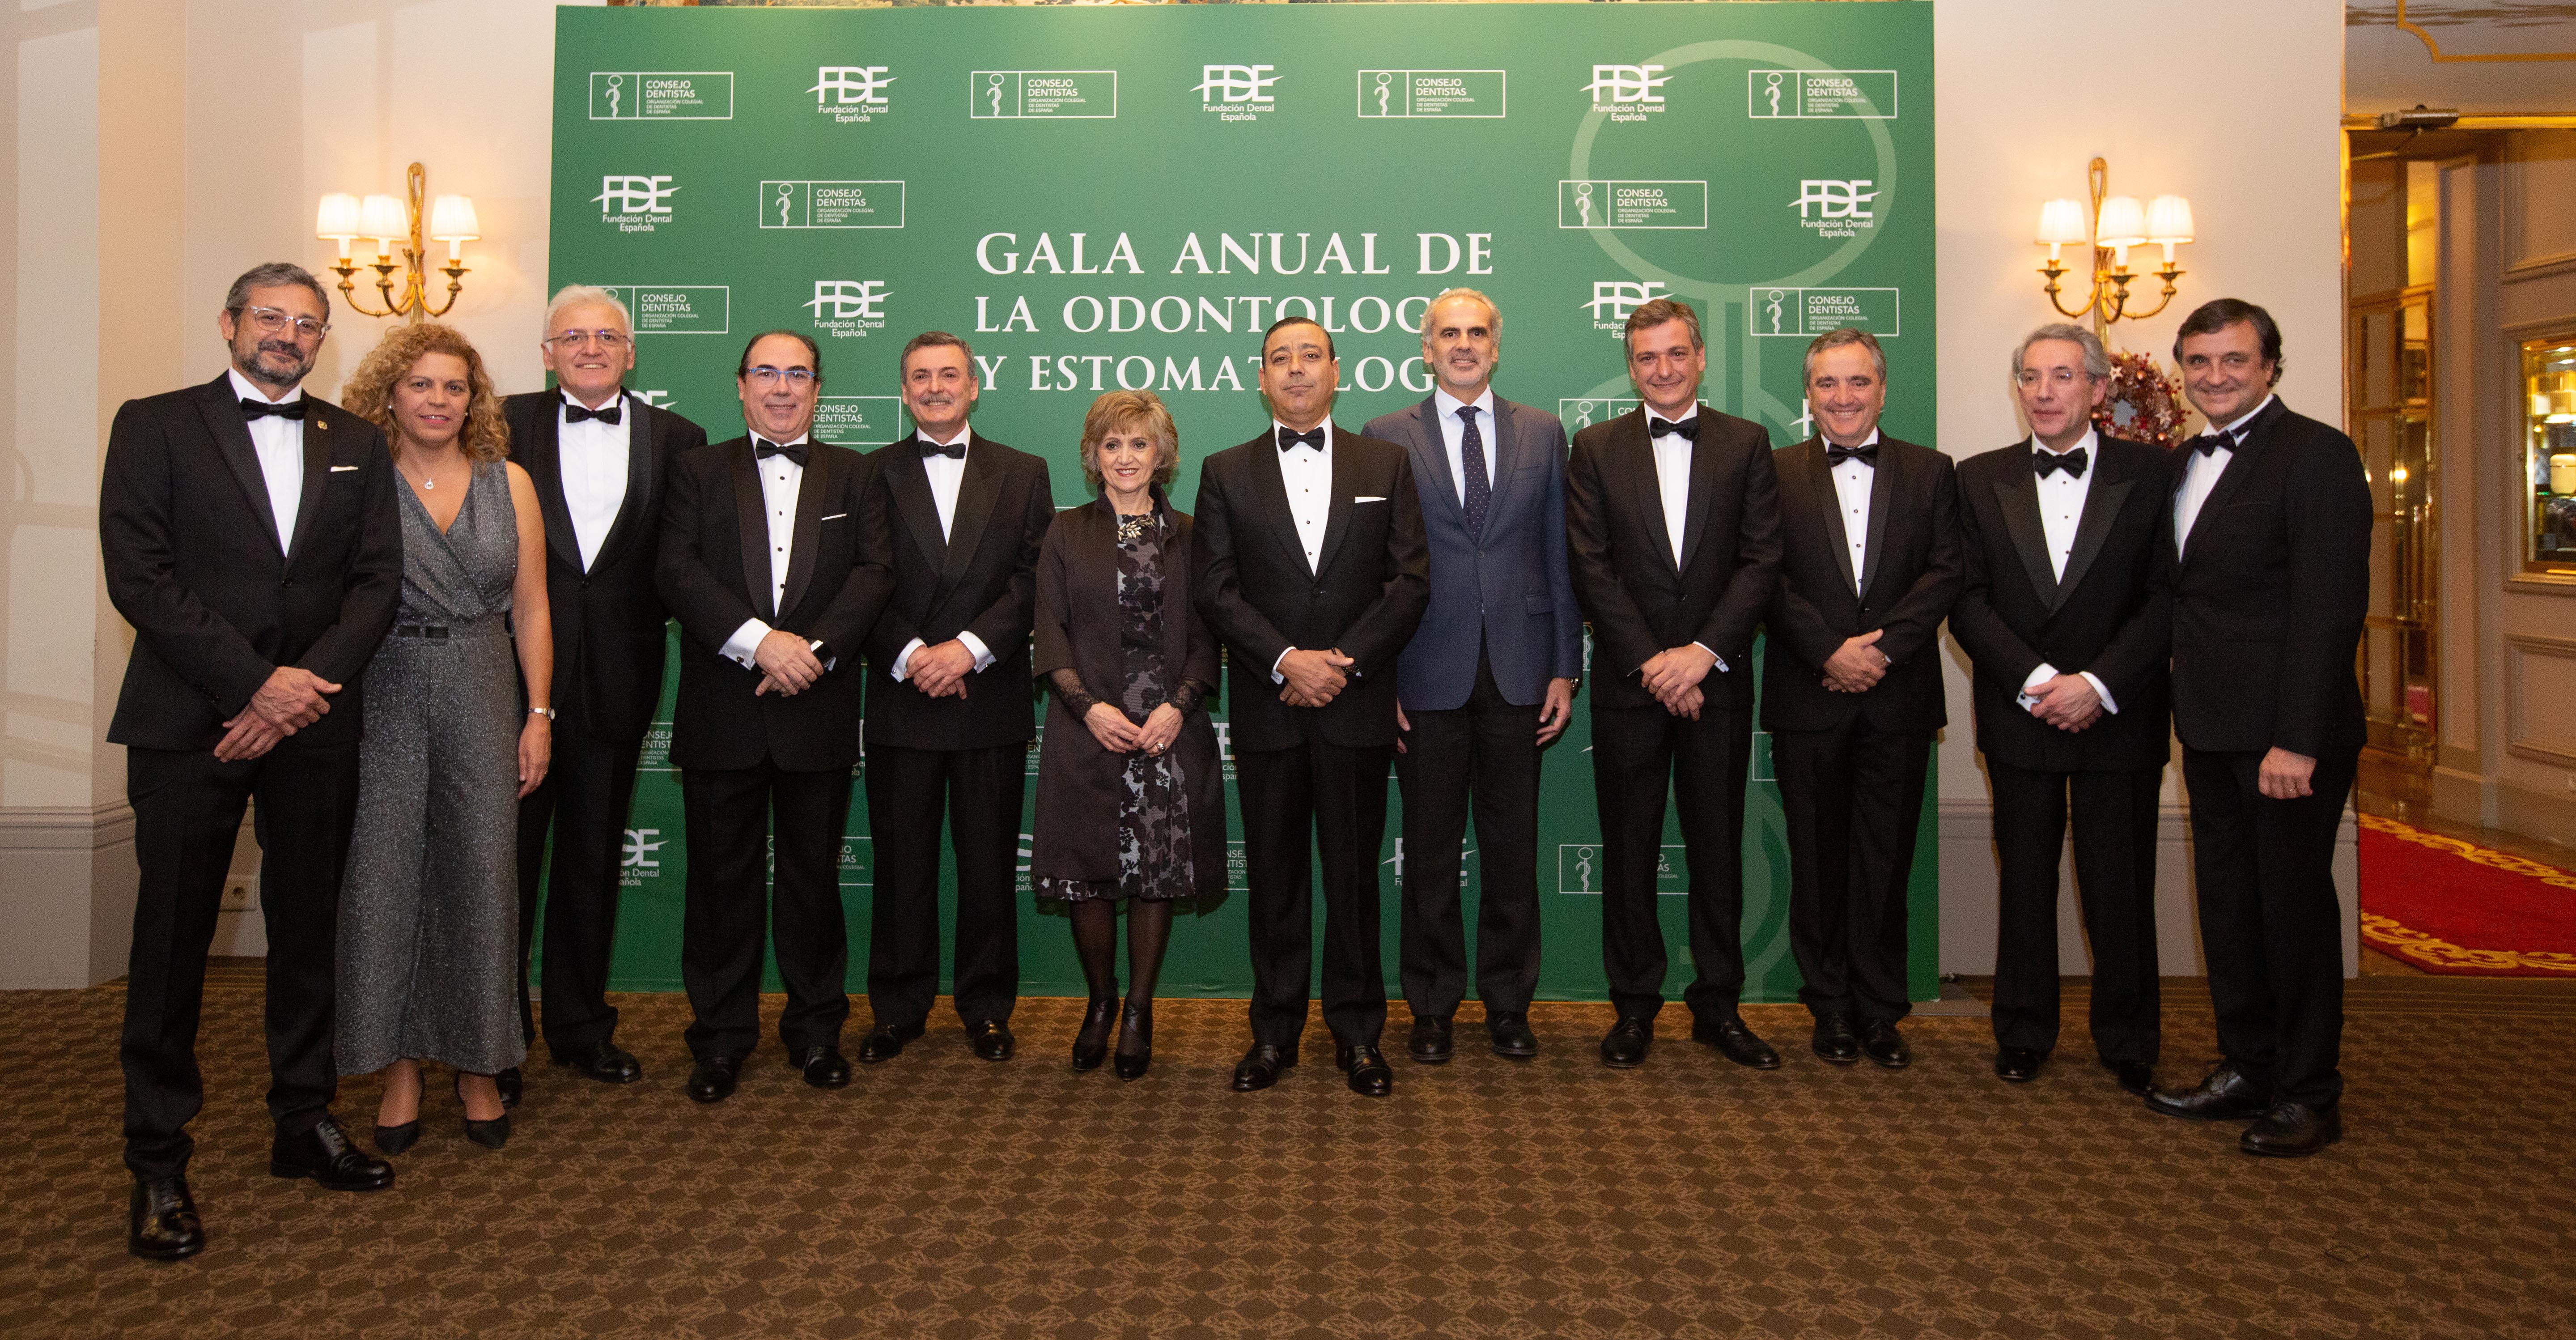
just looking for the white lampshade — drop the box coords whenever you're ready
[315,193,361,240]
[2034,198,2088,247]
[428,195,480,242]
[2094,195,2148,247]
[2146,194,2195,243]
[358,194,408,246]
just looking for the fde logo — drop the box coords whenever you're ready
[806,280,891,338]
[1584,64,1668,121]
[596,175,679,233]
[1197,64,1278,121]
[811,65,895,122]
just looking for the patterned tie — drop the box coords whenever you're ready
[1457,405,1490,541]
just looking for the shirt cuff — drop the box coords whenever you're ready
[721,618,772,670]
[1271,647,1294,685]
[2016,662,2057,709]
[891,637,926,681]
[2079,670,2118,715]
[1691,642,1728,675]
[957,632,994,672]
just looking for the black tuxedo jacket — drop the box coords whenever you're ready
[502,390,709,742]
[1565,404,1783,713]
[2166,398,2372,757]
[1761,434,1963,734]
[1193,425,1430,752]
[657,435,892,772]
[101,373,402,752]
[1952,435,2175,773]
[861,431,1054,752]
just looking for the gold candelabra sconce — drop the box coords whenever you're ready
[314,163,479,323]
[2035,157,2194,333]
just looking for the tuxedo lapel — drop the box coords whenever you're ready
[1245,434,1310,573]
[524,399,582,571]
[588,393,658,572]
[1857,442,1897,599]
[1312,424,1359,579]
[883,443,948,571]
[2185,397,2290,549]
[1805,442,1860,596]
[1622,413,1680,576]
[1991,466,2061,610]
[728,441,775,620]
[778,438,830,618]
[1678,405,1719,573]
[2054,465,2132,613]
[195,377,284,559]
[281,411,333,569]
[936,434,1002,596]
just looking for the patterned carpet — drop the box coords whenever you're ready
[4,983,2572,1340]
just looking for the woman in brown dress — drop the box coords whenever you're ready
[1028,391,1226,1079]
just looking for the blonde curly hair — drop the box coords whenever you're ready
[341,322,511,463]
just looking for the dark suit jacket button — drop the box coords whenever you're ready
[280,578,293,587]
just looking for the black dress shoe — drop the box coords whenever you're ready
[2241,1101,2343,1157]
[269,1116,395,1191]
[1112,1001,1153,1081]
[552,1040,644,1085]
[1337,1042,1394,1097]
[1230,1042,1297,1092]
[1859,1019,1910,1069]
[966,1019,1016,1062]
[2104,1059,2155,1096]
[1994,1046,2044,1083]
[1599,1016,1652,1069]
[1070,998,1118,1073]
[795,1045,852,1089]
[856,1024,922,1064]
[373,1120,421,1155]
[1811,1013,1861,1064]
[686,1054,743,1104]
[128,1175,204,1261]
[1407,1014,1455,1065]
[2143,1061,2272,1121]
[1692,1014,1782,1070]
[494,1066,522,1110]
[1487,1011,1540,1059]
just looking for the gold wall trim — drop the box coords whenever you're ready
[2397,0,2576,64]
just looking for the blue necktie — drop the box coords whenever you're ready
[1458,405,1490,541]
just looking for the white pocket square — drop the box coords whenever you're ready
[1354,495,1387,504]
[329,464,360,472]
[820,512,848,521]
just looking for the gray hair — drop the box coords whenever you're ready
[545,284,633,334]
[1802,327,1886,384]
[1418,287,1502,342]
[223,262,331,321]
[2011,322,2110,382]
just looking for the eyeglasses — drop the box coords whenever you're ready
[2014,368,2089,387]
[744,366,818,388]
[545,329,632,351]
[237,306,330,340]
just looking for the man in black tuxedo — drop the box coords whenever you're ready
[858,332,1053,1065]
[1765,327,1961,1070]
[101,264,402,1259]
[501,285,709,1102]
[657,331,891,1102]
[2144,300,2371,1157]
[1363,289,1581,1065]
[1197,316,1429,1098]
[1950,323,2173,1094]
[1564,298,1784,1071]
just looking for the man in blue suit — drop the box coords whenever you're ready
[1365,289,1583,1064]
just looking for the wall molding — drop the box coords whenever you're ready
[2503,250,2576,284]
[0,802,135,852]
[2504,633,2576,766]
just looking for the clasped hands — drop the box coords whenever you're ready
[1640,645,1717,720]
[1822,630,1890,694]
[2024,672,2104,733]
[904,638,979,700]
[752,629,828,697]
[213,665,340,762]
[1276,647,1356,708]
[1084,702,1183,756]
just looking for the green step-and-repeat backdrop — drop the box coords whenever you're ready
[545,1,1938,1003]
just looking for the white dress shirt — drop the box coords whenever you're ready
[1647,407,1725,671]
[1828,428,1882,582]
[558,392,632,571]
[2174,394,2273,556]
[720,433,811,669]
[891,424,995,681]
[1271,419,1335,681]
[1434,387,1497,505]
[2016,427,2117,715]
[228,368,305,554]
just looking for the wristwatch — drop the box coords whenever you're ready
[529,706,556,721]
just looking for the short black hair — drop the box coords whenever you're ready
[737,329,823,382]
[2172,298,2283,386]
[1260,315,1335,362]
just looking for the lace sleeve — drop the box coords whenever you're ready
[1048,668,1102,716]
[1167,678,1212,715]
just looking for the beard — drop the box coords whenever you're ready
[235,338,316,391]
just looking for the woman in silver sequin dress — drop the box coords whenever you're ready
[1028,392,1226,1080]
[335,324,552,1151]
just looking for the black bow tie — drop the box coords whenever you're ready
[1277,426,1325,452]
[1825,440,1879,465]
[2191,429,2240,456]
[919,435,966,460]
[2033,447,2088,479]
[563,399,622,426]
[754,438,809,467]
[239,397,306,421]
[1647,416,1698,440]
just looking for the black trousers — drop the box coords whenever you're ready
[677,761,853,1060]
[1236,734,1394,1048]
[1394,652,1541,1018]
[862,741,1025,1030]
[1775,718,1931,1026]
[2182,745,2356,1108]
[513,704,643,1058]
[1987,760,2163,1062]
[1590,701,1753,1024]
[121,742,357,1180]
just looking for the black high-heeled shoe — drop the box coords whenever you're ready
[455,1072,511,1149]
[373,1120,421,1155]
[1071,997,1118,1073]
[1113,1000,1152,1081]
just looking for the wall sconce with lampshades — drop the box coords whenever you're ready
[2035,157,2194,333]
[314,163,478,322]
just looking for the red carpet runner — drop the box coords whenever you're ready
[2359,815,2576,975]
